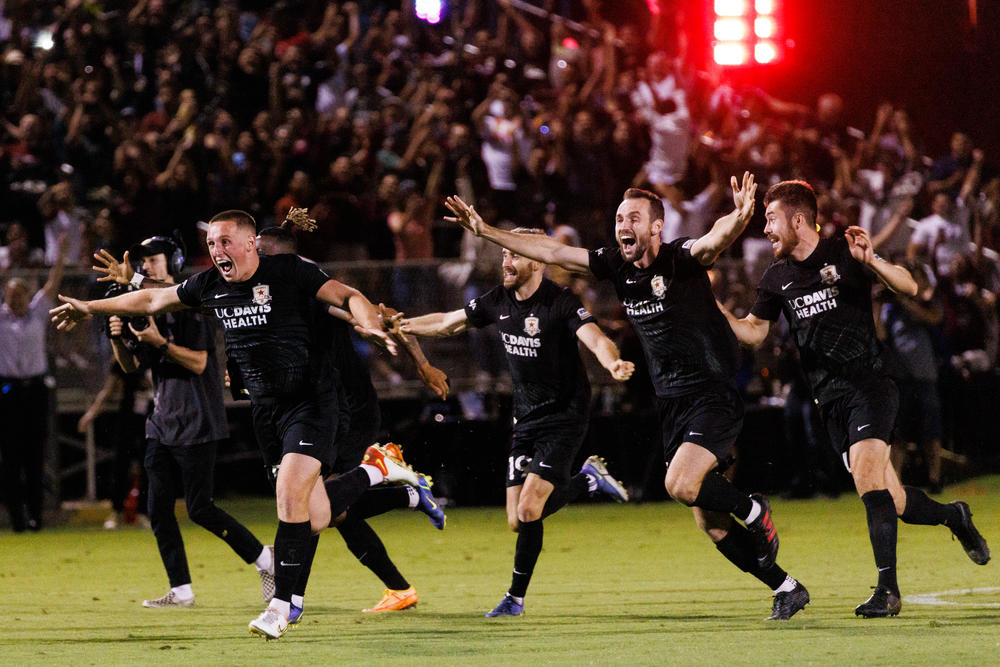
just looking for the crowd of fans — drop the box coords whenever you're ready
[3,0,999,496]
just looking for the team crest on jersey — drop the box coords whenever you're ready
[524,316,540,336]
[577,307,592,321]
[468,298,477,310]
[651,275,666,297]
[252,284,272,305]
[820,264,841,285]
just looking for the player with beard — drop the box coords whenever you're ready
[718,180,989,617]
[52,210,429,640]
[399,228,635,617]
[441,174,811,621]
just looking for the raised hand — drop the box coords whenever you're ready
[354,325,398,356]
[609,359,635,381]
[93,249,135,284]
[50,295,92,331]
[731,171,757,222]
[845,225,875,265]
[444,195,486,236]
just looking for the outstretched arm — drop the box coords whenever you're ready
[400,309,471,337]
[689,172,757,266]
[445,195,592,274]
[575,322,634,381]
[845,226,918,296]
[50,286,187,331]
[316,279,397,355]
[716,300,772,347]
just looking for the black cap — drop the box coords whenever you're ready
[130,236,177,259]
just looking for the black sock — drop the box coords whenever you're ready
[344,486,412,523]
[325,468,373,521]
[274,520,312,602]
[541,474,590,519]
[292,534,320,598]
[509,519,544,598]
[693,472,754,519]
[900,486,958,526]
[714,522,788,590]
[337,519,409,590]
[861,490,898,594]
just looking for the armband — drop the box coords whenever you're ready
[129,273,145,288]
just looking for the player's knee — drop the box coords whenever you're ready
[330,510,347,527]
[185,503,215,526]
[518,504,542,524]
[663,476,697,505]
[507,516,521,532]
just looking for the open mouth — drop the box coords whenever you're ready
[619,235,637,251]
[216,259,234,275]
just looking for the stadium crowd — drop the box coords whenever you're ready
[2,0,999,520]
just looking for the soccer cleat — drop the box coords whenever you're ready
[485,594,524,618]
[948,501,990,565]
[142,591,195,608]
[362,586,418,612]
[415,474,446,529]
[580,455,629,502]
[363,443,421,486]
[855,586,902,618]
[746,493,779,569]
[766,582,810,620]
[287,604,304,626]
[258,545,275,603]
[248,607,289,639]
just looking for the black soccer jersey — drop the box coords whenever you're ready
[750,236,882,404]
[588,239,739,398]
[176,254,332,401]
[465,278,592,422]
[321,309,378,419]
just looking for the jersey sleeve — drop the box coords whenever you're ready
[555,288,594,334]
[672,237,708,274]
[464,287,499,328]
[749,270,783,322]
[587,246,620,281]
[285,255,331,295]
[175,268,213,307]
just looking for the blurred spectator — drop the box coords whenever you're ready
[0,234,66,531]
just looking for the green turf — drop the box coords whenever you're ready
[5,477,999,666]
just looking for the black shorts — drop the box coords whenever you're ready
[251,389,339,477]
[331,394,381,475]
[818,374,898,471]
[506,414,587,488]
[658,383,744,470]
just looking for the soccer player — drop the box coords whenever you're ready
[255,224,446,619]
[718,180,990,617]
[399,227,635,617]
[106,235,273,608]
[51,210,425,639]
[441,175,811,621]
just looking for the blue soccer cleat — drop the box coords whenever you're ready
[287,604,304,626]
[485,594,524,618]
[415,474,446,530]
[580,455,629,502]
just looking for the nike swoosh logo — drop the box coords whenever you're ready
[625,278,638,284]
[214,293,232,299]
[279,561,301,567]
[499,315,510,320]
[688,431,703,436]
[781,282,794,290]
[877,566,892,572]
[298,440,314,446]
[538,462,552,468]
[857,424,871,431]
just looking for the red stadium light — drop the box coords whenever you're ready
[714,18,748,41]
[713,0,782,66]
[714,42,750,66]
[754,16,776,38]
[714,0,748,17]
[754,41,778,63]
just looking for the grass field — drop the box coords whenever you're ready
[5,476,999,666]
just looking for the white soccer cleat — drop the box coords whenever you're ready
[248,607,289,640]
[142,591,195,608]
[362,443,421,486]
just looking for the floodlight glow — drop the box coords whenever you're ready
[415,0,443,24]
[754,41,778,63]
[714,0,747,17]
[714,18,748,41]
[714,42,749,66]
[755,0,776,14]
[754,17,776,38]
